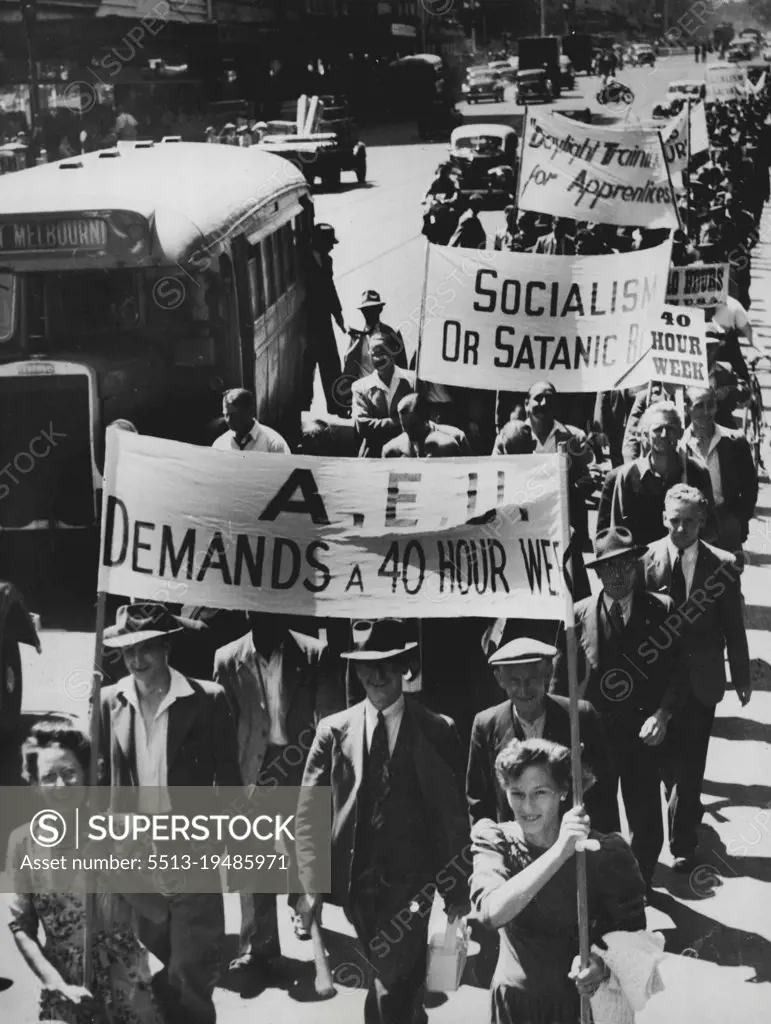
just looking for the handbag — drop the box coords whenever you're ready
[425,918,469,992]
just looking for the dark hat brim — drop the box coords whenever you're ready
[103,612,205,649]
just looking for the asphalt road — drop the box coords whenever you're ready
[2,53,770,1023]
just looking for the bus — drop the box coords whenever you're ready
[0,140,313,535]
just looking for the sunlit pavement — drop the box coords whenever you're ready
[1,53,770,1022]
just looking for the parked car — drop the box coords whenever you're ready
[559,55,576,90]
[0,582,40,735]
[448,124,519,207]
[463,71,505,103]
[515,68,554,104]
[652,79,706,117]
[628,43,656,67]
[727,41,755,62]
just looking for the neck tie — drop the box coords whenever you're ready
[670,553,687,608]
[369,711,391,831]
[609,599,625,634]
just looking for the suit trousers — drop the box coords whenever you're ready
[348,882,434,1024]
[239,744,303,958]
[307,316,344,414]
[663,695,717,857]
[137,893,224,1024]
[715,506,744,556]
[601,713,664,887]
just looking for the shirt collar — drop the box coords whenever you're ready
[369,366,406,392]
[667,537,699,567]
[125,668,193,713]
[365,694,405,725]
[684,421,725,454]
[604,589,634,619]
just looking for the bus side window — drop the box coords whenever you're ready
[263,234,277,308]
[272,230,287,297]
[283,223,296,286]
[248,244,266,319]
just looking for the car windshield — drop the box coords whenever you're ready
[455,135,503,151]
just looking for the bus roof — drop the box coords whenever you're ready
[0,142,308,267]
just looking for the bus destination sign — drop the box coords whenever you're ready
[0,218,109,254]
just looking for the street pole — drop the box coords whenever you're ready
[540,0,546,36]
[20,0,41,162]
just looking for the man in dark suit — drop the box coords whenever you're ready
[683,385,758,553]
[382,392,473,458]
[306,222,345,414]
[467,637,614,830]
[642,483,752,871]
[598,400,717,545]
[552,528,687,891]
[296,619,470,1024]
[213,613,344,984]
[100,602,242,1024]
[352,334,414,457]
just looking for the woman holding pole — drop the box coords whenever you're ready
[470,738,647,1024]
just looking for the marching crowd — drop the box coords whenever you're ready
[4,81,768,1024]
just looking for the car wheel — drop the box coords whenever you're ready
[322,165,341,189]
[0,640,22,736]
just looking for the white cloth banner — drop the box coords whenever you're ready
[657,105,690,173]
[665,262,729,307]
[517,112,678,228]
[417,239,672,393]
[97,431,566,618]
[706,64,747,102]
[622,305,708,389]
[689,102,709,155]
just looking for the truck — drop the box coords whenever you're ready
[714,22,735,52]
[562,33,593,74]
[517,36,562,98]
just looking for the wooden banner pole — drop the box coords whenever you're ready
[558,442,590,1024]
[83,589,107,990]
[413,239,431,388]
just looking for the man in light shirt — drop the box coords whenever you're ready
[351,334,413,457]
[212,388,290,453]
[296,618,470,1024]
[642,485,751,872]
[683,385,758,553]
[100,602,242,1024]
[213,613,343,990]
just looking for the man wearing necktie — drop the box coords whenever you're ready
[211,388,290,453]
[295,619,470,1024]
[642,484,751,872]
[551,527,687,894]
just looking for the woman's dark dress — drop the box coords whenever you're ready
[470,820,646,1024]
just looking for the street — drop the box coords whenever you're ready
[1,51,771,1023]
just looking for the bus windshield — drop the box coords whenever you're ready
[20,265,222,351]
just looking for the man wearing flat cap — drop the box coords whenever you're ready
[466,637,614,831]
[306,222,345,414]
[296,618,470,1024]
[100,602,242,1024]
[551,527,687,892]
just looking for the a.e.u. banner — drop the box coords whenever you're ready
[97,431,567,618]
[417,238,672,392]
[517,112,678,228]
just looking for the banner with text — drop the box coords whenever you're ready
[706,64,747,102]
[622,305,708,389]
[666,262,729,307]
[97,432,566,619]
[417,239,672,393]
[517,112,678,228]
[689,101,709,156]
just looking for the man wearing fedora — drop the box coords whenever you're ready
[343,289,408,384]
[213,612,344,988]
[466,637,615,832]
[100,602,242,1024]
[306,222,345,414]
[352,334,414,458]
[551,527,687,892]
[641,484,751,872]
[295,619,470,1024]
